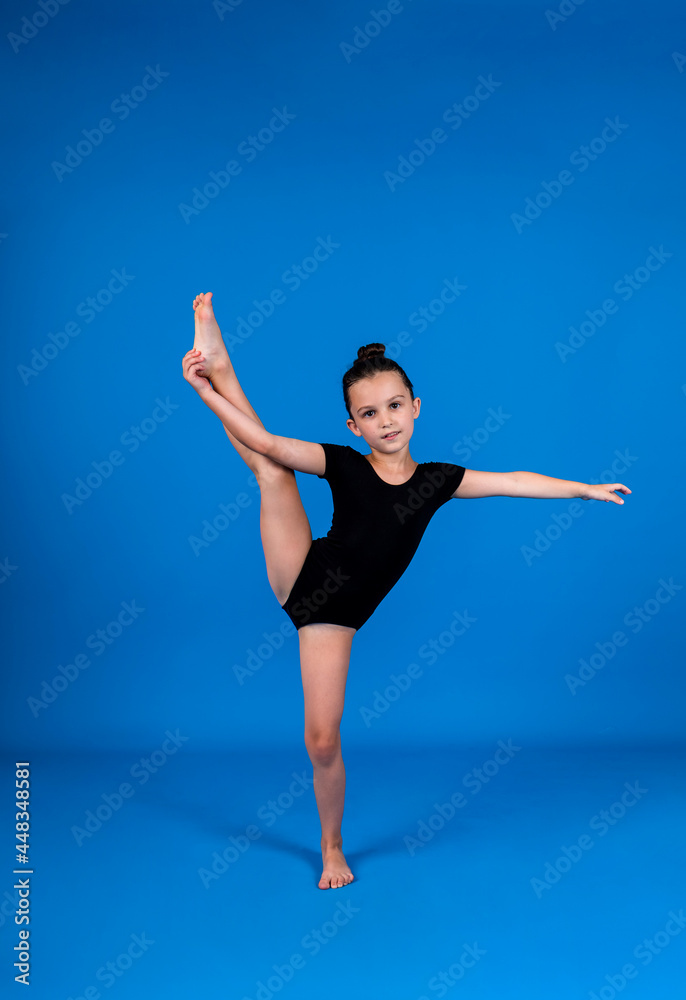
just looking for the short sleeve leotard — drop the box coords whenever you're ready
[280,443,466,631]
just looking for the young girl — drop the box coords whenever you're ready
[182,291,631,890]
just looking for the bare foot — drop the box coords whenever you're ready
[318,844,354,889]
[192,292,230,381]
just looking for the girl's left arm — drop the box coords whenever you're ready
[453,469,632,505]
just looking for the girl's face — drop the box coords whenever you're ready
[346,371,420,450]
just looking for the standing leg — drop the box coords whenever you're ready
[299,623,356,889]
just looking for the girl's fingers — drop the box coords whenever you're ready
[183,359,204,378]
[591,484,631,504]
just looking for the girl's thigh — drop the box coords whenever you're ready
[298,624,356,734]
[257,463,313,606]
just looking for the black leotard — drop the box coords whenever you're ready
[281,442,466,631]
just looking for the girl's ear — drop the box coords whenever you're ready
[413,396,421,417]
[346,417,363,437]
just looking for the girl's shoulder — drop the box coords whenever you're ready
[316,442,362,480]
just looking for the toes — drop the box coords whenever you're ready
[319,863,354,889]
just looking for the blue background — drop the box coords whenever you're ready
[1,0,685,997]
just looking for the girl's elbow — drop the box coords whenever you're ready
[260,433,283,462]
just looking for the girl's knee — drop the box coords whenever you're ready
[304,728,340,766]
[255,459,294,486]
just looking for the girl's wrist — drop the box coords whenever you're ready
[198,381,215,401]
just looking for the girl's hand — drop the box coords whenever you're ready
[579,483,632,504]
[182,348,214,397]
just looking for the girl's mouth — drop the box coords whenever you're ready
[383,431,400,439]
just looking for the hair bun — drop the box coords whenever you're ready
[356,343,386,363]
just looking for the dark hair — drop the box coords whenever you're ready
[342,343,414,418]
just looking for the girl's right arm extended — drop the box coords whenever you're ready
[183,349,325,476]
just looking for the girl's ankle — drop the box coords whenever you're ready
[321,836,343,852]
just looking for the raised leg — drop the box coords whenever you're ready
[192,291,268,468]
[255,463,313,606]
[299,623,356,889]
[191,291,312,606]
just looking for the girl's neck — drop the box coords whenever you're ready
[364,447,418,483]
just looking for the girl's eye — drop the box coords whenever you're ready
[364,403,400,416]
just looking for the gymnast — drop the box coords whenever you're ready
[182,291,631,889]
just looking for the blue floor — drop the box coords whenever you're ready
[3,744,684,998]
